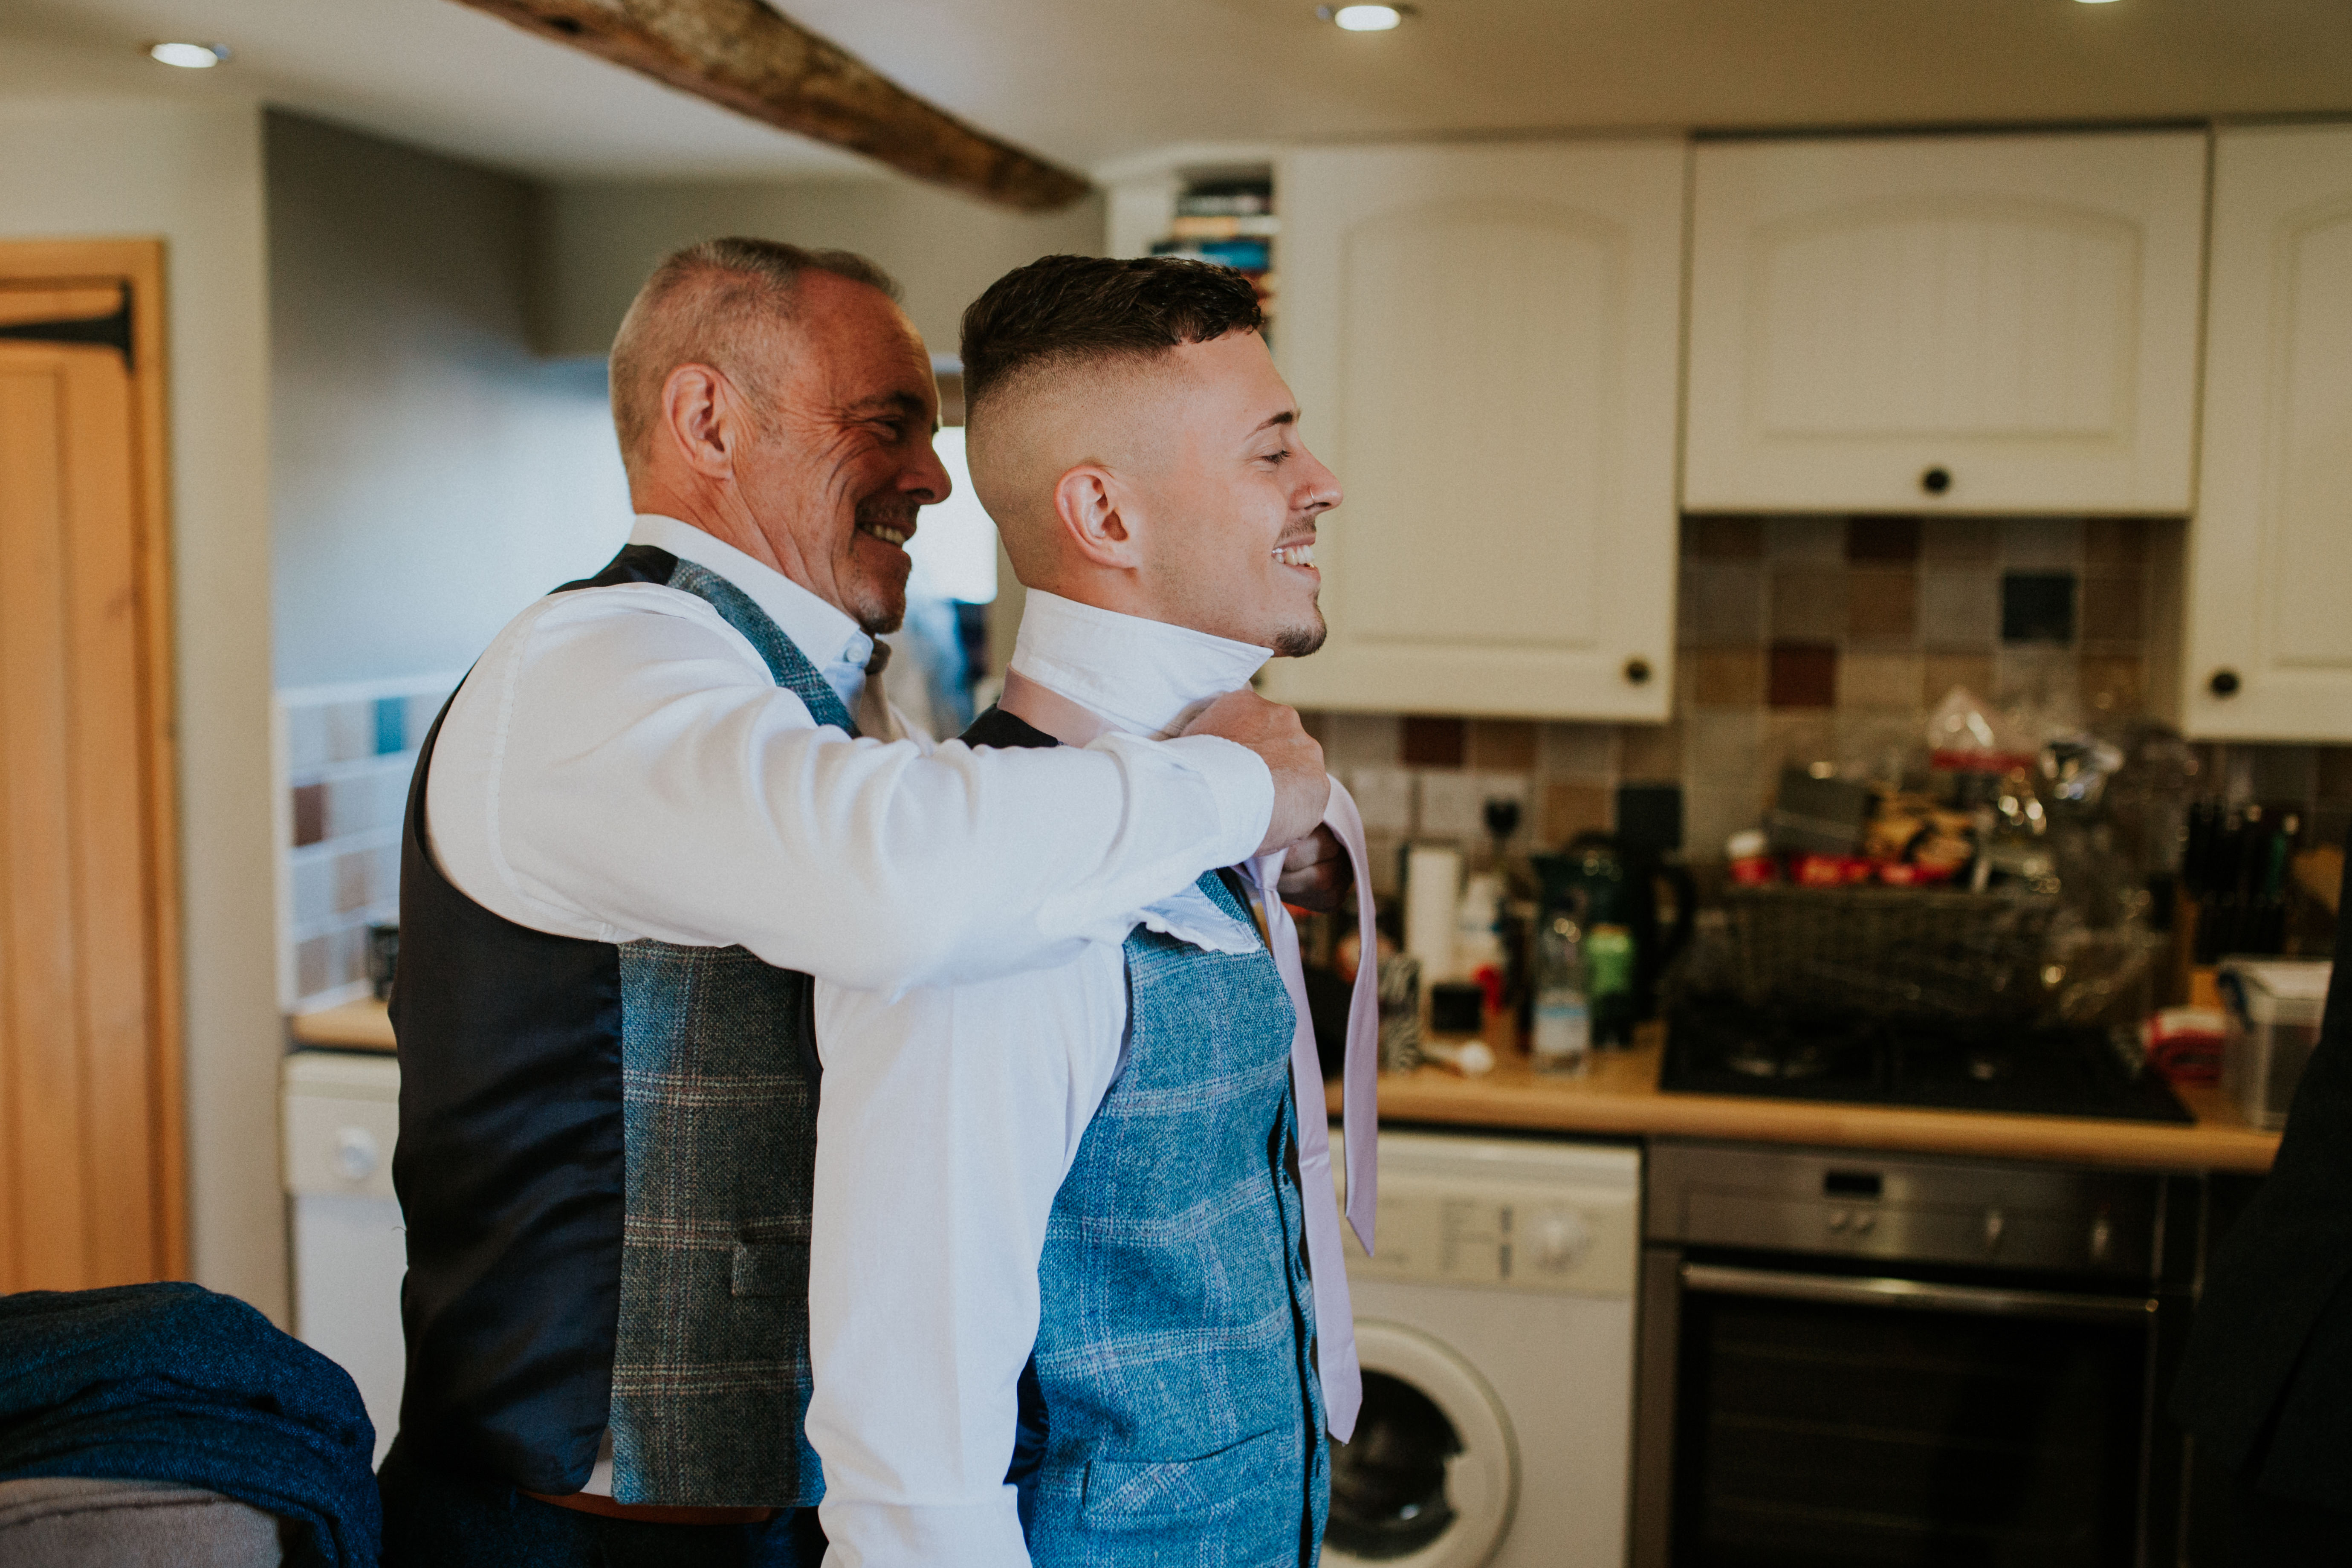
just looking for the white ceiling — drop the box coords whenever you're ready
[8,0,2351,188]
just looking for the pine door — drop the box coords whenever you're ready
[1684,132,2207,515]
[1265,141,1686,721]
[0,242,183,1289]
[2184,126,2352,741]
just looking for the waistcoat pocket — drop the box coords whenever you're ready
[731,1232,808,1299]
[1079,1427,1288,1529]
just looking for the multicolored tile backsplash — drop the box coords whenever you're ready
[269,518,2350,1018]
[1305,515,2352,892]
[275,676,458,1013]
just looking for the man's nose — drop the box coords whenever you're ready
[904,439,953,506]
[1296,446,1342,514]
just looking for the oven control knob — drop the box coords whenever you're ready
[1854,1211,1877,1235]
[2089,1213,2114,1264]
[1532,1209,1589,1271]
[1828,1209,1850,1233]
[1984,1207,2007,1254]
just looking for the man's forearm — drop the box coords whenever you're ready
[470,604,1272,989]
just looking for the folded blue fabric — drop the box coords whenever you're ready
[0,1281,380,1567]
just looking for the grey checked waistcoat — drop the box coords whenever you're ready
[607,557,842,1507]
[1018,868,1329,1568]
[393,544,845,1507]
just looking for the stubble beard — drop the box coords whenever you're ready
[1270,605,1328,659]
[848,495,917,636]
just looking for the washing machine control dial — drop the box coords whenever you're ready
[1529,1207,1590,1273]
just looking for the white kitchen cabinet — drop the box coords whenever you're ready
[1684,132,2207,515]
[2182,126,2352,741]
[1264,142,1686,721]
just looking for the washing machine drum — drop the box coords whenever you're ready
[1323,1321,1518,1568]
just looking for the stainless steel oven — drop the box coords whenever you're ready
[1632,1140,2199,1568]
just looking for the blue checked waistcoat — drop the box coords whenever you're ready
[963,708,1329,1568]
[392,544,846,1507]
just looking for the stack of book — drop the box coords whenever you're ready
[1151,178,1277,320]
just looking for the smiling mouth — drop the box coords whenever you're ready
[1273,542,1316,569]
[857,520,910,549]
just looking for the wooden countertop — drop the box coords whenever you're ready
[288,998,395,1052]
[295,994,2275,1173]
[1329,1037,2280,1174]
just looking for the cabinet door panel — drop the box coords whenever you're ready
[1686,133,2205,514]
[1341,203,1608,652]
[2184,127,2352,740]
[1268,143,1683,720]
[1755,201,2136,439]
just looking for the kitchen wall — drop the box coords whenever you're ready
[1304,515,2352,891]
[536,175,1106,364]
[0,81,284,1321]
[267,110,631,687]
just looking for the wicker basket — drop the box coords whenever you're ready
[1718,885,2060,1022]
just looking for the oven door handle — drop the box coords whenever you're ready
[1680,1261,2159,1323]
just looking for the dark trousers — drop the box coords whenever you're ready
[2230,1468,2352,1568]
[378,1438,825,1568]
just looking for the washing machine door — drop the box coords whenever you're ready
[1324,1319,1518,1568]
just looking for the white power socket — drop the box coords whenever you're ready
[1348,764,1417,835]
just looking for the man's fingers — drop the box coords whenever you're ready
[1274,824,1349,912]
[1282,823,1343,871]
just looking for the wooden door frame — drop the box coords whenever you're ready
[0,238,185,1276]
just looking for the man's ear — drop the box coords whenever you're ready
[660,362,742,479]
[1052,463,1144,571]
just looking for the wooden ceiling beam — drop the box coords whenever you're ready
[451,0,1091,211]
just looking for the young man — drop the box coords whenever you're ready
[804,255,1379,1568]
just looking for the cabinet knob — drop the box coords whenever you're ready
[333,1126,380,1183]
[1920,466,1953,495]
[1623,657,1652,686]
[2209,668,2242,697]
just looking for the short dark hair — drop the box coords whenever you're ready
[610,237,901,469]
[959,255,1265,416]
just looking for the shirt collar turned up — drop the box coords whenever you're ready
[1007,590,1272,741]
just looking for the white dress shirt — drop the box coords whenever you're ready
[806,592,1374,1568]
[422,518,1276,992]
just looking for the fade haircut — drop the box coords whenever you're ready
[608,236,901,475]
[958,255,1265,419]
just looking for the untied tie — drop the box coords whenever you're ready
[1244,779,1379,1442]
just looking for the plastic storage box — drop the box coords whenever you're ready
[2219,958,2333,1131]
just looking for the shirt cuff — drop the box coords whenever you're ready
[1127,733,1274,867]
[818,1498,1031,1568]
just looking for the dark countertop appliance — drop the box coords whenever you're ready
[1633,1140,2199,1568]
[1660,882,2188,1123]
[1660,997,2193,1123]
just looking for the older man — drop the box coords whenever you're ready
[375,239,1333,1568]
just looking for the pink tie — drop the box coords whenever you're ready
[1247,778,1379,1443]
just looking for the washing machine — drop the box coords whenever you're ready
[1328,1131,1641,1568]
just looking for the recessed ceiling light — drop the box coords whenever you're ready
[1318,4,1415,31]
[148,41,230,69]
[2074,0,2122,5]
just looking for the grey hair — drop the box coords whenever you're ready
[608,236,902,474]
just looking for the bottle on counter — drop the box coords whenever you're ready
[1587,924,1637,1047]
[1532,914,1592,1077]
